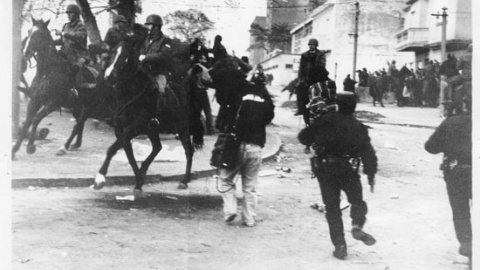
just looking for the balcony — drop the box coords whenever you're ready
[394,28,429,52]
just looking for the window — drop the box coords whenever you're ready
[285,64,293,69]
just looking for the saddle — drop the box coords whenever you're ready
[76,66,100,89]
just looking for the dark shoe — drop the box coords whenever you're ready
[225,214,236,223]
[333,245,347,259]
[459,242,472,257]
[352,228,376,246]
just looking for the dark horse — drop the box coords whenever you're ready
[93,28,196,191]
[12,18,111,158]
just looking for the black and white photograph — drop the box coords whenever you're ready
[3,0,477,269]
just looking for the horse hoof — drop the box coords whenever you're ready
[93,173,106,190]
[37,128,50,140]
[56,148,67,156]
[26,145,36,154]
[177,183,188,190]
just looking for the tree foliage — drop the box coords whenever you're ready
[164,9,215,42]
[252,22,292,53]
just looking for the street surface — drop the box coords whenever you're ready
[11,86,471,270]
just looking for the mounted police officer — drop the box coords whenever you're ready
[298,92,378,260]
[54,4,88,67]
[139,14,178,128]
[295,38,329,123]
[54,4,98,93]
[425,95,472,261]
[104,14,128,52]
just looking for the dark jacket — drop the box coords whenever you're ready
[140,30,173,76]
[55,19,88,63]
[235,83,275,148]
[104,27,127,51]
[298,49,328,84]
[425,114,472,165]
[343,77,357,92]
[298,112,377,176]
[189,42,210,65]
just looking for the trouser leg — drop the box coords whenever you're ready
[318,166,345,246]
[444,168,472,244]
[240,146,262,224]
[341,173,367,229]
[219,165,242,219]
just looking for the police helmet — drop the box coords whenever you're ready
[145,14,163,26]
[113,14,127,24]
[336,92,357,114]
[308,38,319,46]
[66,4,81,14]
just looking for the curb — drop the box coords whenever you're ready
[360,120,437,130]
[11,132,283,189]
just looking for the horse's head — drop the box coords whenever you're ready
[104,36,136,80]
[23,17,53,60]
[104,24,148,80]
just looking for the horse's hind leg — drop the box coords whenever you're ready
[177,129,194,190]
[94,138,123,190]
[139,132,162,177]
[59,108,86,155]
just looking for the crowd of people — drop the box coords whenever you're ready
[352,50,471,113]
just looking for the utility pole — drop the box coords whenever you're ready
[431,7,448,117]
[431,7,448,62]
[352,2,360,81]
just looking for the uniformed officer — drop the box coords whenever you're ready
[296,38,329,124]
[139,14,178,128]
[425,98,472,260]
[54,4,88,67]
[104,14,128,52]
[298,92,378,260]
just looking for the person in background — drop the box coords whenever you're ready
[298,92,377,260]
[251,64,267,88]
[220,83,275,227]
[343,74,357,93]
[212,35,228,63]
[189,38,210,67]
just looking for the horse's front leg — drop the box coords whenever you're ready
[12,100,41,157]
[94,137,123,190]
[26,102,58,154]
[138,132,162,178]
[177,128,194,190]
[121,131,143,191]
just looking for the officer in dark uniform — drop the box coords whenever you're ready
[104,14,128,52]
[298,92,377,260]
[425,99,472,260]
[296,38,329,124]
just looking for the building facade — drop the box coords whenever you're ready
[290,0,413,84]
[394,0,472,67]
